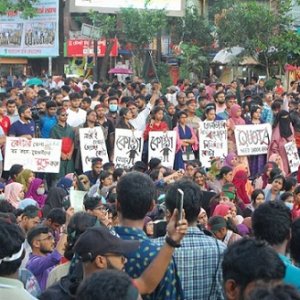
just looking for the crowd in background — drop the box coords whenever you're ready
[0,73,300,299]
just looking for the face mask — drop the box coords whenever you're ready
[36,188,45,195]
[285,202,293,210]
[0,194,5,200]
[109,104,118,112]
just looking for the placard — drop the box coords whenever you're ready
[79,127,109,172]
[285,141,300,173]
[70,188,86,212]
[148,131,176,168]
[0,0,59,57]
[4,137,61,173]
[114,129,143,169]
[199,121,228,168]
[235,124,272,156]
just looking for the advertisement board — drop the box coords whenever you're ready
[0,0,59,57]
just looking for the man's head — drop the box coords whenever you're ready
[46,100,57,116]
[127,101,138,118]
[56,107,68,123]
[44,208,66,232]
[69,92,81,109]
[134,95,146,110]
[76,269,141,300]
[81,97,92,111]
[165,179,202,224]
[6,99,17,115]
[252,201,291,246]
[186,99,197,114]
[18,104,32,121]
[24,87,35,100]
[225,95,237,110]
[0,219,25,277]
[222,238,286,300]
[108,96,119,113]
[215,91,225,105]
[176,92,186,106]
[9,164,23,181]
[84,195,107,221]
[116,172,155,220]
[27,226,55,254]
[208,216,228,240]
[19,205,40,233]
[74,227,139,272]
[91,157,103,175]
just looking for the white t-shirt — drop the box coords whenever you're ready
[66,108,87,127]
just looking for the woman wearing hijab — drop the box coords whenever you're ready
[4,182,25,208]
[254,161,277,189]
[16,169,35,193]
[268,110,294,175]
[25,178,47,209]
[232,170,251,205]
[42,187,68,218]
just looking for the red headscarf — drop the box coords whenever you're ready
[212,204,231,217]
[232,170,250,204]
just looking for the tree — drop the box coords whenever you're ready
[119,6,167,76]
[0,0,39,18]
[215,0,300,78]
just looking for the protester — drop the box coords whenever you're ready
[25,178,47,208]
[5,182,25,208]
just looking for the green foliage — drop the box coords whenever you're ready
[156,62,173,93]
[179,43,209,79]
[87,11,117,38]
[0,0,39,18]
[215,0,300,77]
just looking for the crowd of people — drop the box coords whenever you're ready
[0,74,300,299]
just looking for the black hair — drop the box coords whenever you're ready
[90,90,99,98]
[177,110,188,119]
[268,168,283,184]
[165,179,202,224]
[18,104,29,116]
[46,101,57,109]
[280,191,293,202]
[99,171,112,185]
[151,106,164,119]
[222,238,285,297]
[65,212,98,260]
[82,97,92,104]
[112,168,124,182]
[76,270,137,300]
[285,176,297,192]
[0,219,25,276]
[116,172,155,220]
[69,92,80,101]
[271,174,285,190]
[82,82,90,88]
[290,218,300,266]
[9,164,23,179]
[246,283,300,300]
[251,189,265,203]
[27,225,49,247]
[37,97,47,104]
[0,200,15,213]
[102,162,114,171]
[294,185,300,195]
[252,201,292,246]
[108,96,118,103]
[46,208,66,225]
[216,166,232,180]
[6,99,16,106]
[61,85,71,93]
[21,205,40,219]
[250,105,261,119]
[56,107,67,116]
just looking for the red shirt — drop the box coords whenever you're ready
[0,116,11,135]
[143,121,169,140]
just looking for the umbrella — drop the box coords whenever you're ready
[212,47,259,65]
[26,77,43,86]
[108,67,133,75]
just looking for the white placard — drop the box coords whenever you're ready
[70,188,86,212]
[114,129,143,169]
[199,121,228,168]
[4,137,61,173]
[235,124,272,156]
[148,131,176,168]
[285,141,300,173]
[79,127,109,172]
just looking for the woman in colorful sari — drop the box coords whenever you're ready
[174,111,198,170]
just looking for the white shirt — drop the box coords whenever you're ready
[129,103,152,131]
[67,108,87,127]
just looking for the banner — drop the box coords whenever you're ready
[79,127,109,172]
[148,131,176,168]
[235,124,272,156]
[285,141,300,173]
[199,121,228,168]
[4,137,61,173]
[114,129,143,169]
[0,0,59,57]
[66,38,119,57]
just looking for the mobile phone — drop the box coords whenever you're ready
[177,188,184,221]
[153,220,167,238]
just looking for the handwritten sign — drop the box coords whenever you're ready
[199,121,228,168]
[70,188,86,212]
[148,131,176,168]
[114,129,143,169]
[79,127,109,172]
[4,137,61,173]
[285,141,300,173]
[235,124,272,156]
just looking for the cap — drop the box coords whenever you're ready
[18,198,38,210]
[208,216,227,233]
[74,227,140,261]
